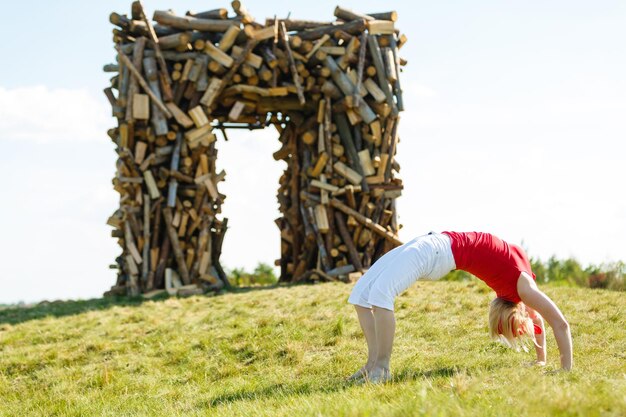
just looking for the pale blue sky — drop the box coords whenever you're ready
[0,0,624,303]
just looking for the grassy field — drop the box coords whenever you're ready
[0,280,624,416]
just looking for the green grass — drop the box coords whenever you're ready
[0,281,624,416]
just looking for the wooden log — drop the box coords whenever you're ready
[333,161,362,185]
[259,46,278,69]
[297,19,367,41]
[132,93,150,120]
[218,25,240,52]
[358,149,376,176]
[327,264,355,277]
[227,101,245,121]
[337,36,360,70]
[141,194,151,284]
[367,11,398,21]
[177,285,204,297]
[299,129,315,145]
[124,219,143,266]
[294,268,339,282]
[163,207,191,285]
[231,45,263,69]
[142,57,169,136]
[354,32,368,107]
[385,116,400,182]
[124,37,147,122]
[314,204,330,233]
[334,211,363,271]
[244,25,276,41]
[153,229,170,289]
[310,178,339,193]
[165,268,182,295]
[202,39,259,111]
[204,42,234,68]
[187,9,228,20]
[334,113,362,173]
[280,22,306,106]
[165,102,194,128]
[382,47,397,83]
[390,35,404,111]
[325,56,376,124]
[367,35,397,116]
[319,46,345,56]
[256,97,314,113]
[167,133,182,207]
[126,19,178,37]
[103,87,118,108]
[368,153,388,184]
[334,6,374,22]
[367,20,395,35]
[153,10,236,32]
[199,77,223,108]
[212,217,231,289]
[144,50,200,61]
[125,255,140,295]
[305,34,331,60]
[397,33,408,49]
[345,71,368,97]
[267,19,332,31]
[143,170,160,199]
[185,125,216,149]
[137,1,173,86]
[364,78,386,103]
[115,46,172,119]
[187,57,205,83]
[158,32,191,50]
[321,80,342,99]
[304,206,331,271]
[134,141,148,164]
[109,12,130,30]
[330,198,401,246]
[335,115,369,192]
[188,105,210,128]
[231,0,254,24]
[310,152,329,177]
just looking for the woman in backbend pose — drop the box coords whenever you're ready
[347,231,573,383]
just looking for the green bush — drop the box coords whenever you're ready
[442,256,624,291]
[531,256,624,291]
[440,269,474,281]
[226,258,625,291]
[227,262,278,287]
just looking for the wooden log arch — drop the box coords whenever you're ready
[104,2,406,297]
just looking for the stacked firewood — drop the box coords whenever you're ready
[104,1,406,297]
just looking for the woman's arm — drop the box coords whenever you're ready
[526,306,546,364]
[517,273,572,370]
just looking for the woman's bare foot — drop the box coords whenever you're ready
[366,366,391,384]
[346,365,369,381]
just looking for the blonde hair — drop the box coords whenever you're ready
[488,298,536,351]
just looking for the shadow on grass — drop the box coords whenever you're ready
[204,379,347,408]
[0,282,314,326]
[204,366,476,408]
[0,296,149,326]
[393,366,459,382]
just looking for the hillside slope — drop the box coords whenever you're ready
[1,281,624,416]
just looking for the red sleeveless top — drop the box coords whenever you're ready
[442,231,535,303]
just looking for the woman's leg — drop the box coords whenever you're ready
[370,306,395,382]
[348,305,378,380]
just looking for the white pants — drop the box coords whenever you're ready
[347,232,456,311]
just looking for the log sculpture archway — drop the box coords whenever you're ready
[104,2,406,297]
